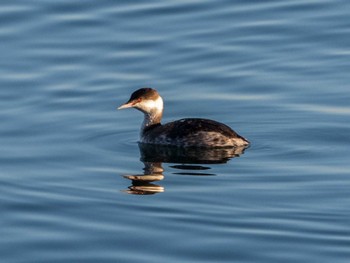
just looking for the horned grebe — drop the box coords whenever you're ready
[118,88,249,148]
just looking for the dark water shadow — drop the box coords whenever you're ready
[122,143,248,195]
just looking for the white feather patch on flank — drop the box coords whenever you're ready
[185,131,249,147]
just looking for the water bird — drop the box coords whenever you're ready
[118,88,249,148]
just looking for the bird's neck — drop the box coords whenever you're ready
[141,110,162,135]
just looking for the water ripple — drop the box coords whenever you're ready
[1,0,350,262]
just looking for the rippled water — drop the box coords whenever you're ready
[1,0,350,262]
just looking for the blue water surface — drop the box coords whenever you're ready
[1,0,350,262]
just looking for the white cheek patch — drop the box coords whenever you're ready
[143,97,163,111]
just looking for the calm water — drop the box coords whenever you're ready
[1,0,350,262]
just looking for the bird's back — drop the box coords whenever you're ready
[142,118,249,147]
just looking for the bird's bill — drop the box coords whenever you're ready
[117,102,133,110]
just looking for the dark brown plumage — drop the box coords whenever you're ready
[118,88,249,148]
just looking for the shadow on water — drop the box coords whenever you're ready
[122,143,248,195]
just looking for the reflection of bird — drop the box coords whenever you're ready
[138,143,247,164]
[122,142,247,195]
[118,88,249,148]
[123,162,165,195]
